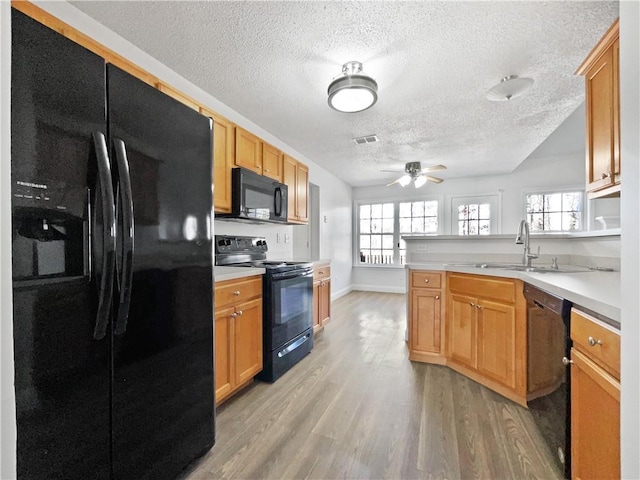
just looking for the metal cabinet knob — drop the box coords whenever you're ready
[476,304,482,309]
[230,312,238,319]
[237,310,243,316]
[469,302,475,307]
[601,171,612,179]
[424,279,430,283]
[435,295,440,300]
[562,356,573,366]
[233,291,240,296]
[588,336,602,347]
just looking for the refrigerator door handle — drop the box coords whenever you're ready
[112,138,135,335]
[92,131,117,340]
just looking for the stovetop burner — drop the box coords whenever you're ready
[214,235,312,273]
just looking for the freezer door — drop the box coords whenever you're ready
[107,65,215,480]
[11,10,111,480]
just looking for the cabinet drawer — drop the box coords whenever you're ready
[571,308,620,379]
[215,276,262,309]
[313,265,331,281]
[447,273,515,303]
[411,271,442,289]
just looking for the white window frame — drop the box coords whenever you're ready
[353,196,443,267]
[450,193,501,235]
[521,186,585,233]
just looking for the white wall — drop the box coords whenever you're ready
[619,1,640,477]
[0,2,16,477]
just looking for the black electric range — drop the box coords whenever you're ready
[215,236,314,382]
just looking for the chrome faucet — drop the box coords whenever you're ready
[515,220,539,267]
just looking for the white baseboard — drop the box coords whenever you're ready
[331,285,353,301]
[351,284,406,294]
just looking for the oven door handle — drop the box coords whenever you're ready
[270,269,313,281]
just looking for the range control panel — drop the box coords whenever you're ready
[215,235,268,254]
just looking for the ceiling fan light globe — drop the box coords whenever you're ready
[414,176,427,188]
[398,175,412,187]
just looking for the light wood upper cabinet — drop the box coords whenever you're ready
[569,308,620,480]
[201,108,234,213]
[576,19,620,199]
[235,127,263,174]
[283,154,309,224]
[262,142,283,181]
[156,81,200,111]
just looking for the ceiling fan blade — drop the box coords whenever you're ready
[386,178,401,186]
[425,175,444,184]
[380,169,403,173]
[421,164,447,173]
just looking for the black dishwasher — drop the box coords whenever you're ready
[524,283,572,479]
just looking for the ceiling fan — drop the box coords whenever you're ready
[383,162,446,188]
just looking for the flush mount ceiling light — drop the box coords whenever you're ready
[486,75,534,102]
[327,61,378,113]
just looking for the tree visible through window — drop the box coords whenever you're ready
[526,192,582,232]
[458,203,491,235]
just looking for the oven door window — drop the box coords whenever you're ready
[271,274,312,348]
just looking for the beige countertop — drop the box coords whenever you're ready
[214,266,265,283]
[406,263,620,327]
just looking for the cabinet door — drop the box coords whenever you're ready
[476,299,516,389]
[410,289,442,355]
[296,162,309,223]
[448,294,476,368]
[214,306,235,404]
[319,279,331,325]
[235,127,262,174]
[612,38,620,185]
[585,46,616,193]
[570,348,620,480]
[283,154,297,221]
[262,142,283,181]
[234,298,263,385]
[156,81,200,111]
[205,111,233,213]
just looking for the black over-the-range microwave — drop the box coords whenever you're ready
[217,167,288,223]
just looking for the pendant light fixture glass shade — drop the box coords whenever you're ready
[486,75,534,101]
[398,175,412,187]
[413,176,427,188]
[328,61,378,113]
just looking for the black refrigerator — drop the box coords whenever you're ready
[11,10,215,480]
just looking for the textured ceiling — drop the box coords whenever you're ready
[71,1,618,187]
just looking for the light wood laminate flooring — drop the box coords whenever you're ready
[182,291,562,480]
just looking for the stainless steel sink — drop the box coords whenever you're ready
[447,263,592,273]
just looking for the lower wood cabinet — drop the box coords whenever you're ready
[214,275,263,405]
[408,271,445,364]
[569,309,620,480]
[313,263,331,334]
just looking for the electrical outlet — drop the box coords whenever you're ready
[284,233,291,243]
[276,233,282,243]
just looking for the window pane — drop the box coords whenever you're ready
[360,204,370,218]
[468,204,478,220]
[548,193,562,212]
[382,203,394,219]
[563,192,581,211]
[411,217,424,232]
[530,213,544,231]
[371,235,381,248]
[371,204,382,218]
[458,205,468,220]
[382,235,394,249]
[479,220,490,235]
[563,212,581,231]
[425,217,438,233]
[425,201,438,217]
[382,250,394,263]
[527,194,542,213]
[458,221,468,235]
[371,219,381,233]
[399,218,411,233]
[548,212,562,231]
[382,218,394,233]
[360,219,370,234]
[468,221,478,235]
[412,202,424,217]
[359,235,370,249]
[399,202,411,217]
[479,204,490,219]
